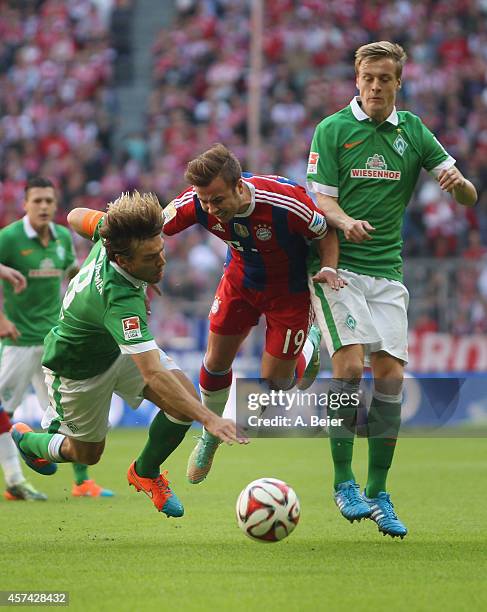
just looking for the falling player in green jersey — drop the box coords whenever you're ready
[11,192,244,517]
[0,177,111,500]
[306,41,477,538]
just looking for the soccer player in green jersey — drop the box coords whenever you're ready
[11,192,244,517]
[0,177,112,500]
[306,41,477,538]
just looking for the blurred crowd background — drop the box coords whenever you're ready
[0,0,486,363]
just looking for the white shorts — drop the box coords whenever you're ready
[309,269,409,365]
[0,345,49,414]
[42,350,180,443]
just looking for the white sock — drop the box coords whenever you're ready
[302,337,314,368]
[199,386,231,440]
[47,433,68,462]
[0,432,25,487]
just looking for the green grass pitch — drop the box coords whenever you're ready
[1,429,486,612]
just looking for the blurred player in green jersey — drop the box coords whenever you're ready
[0,177,112,500]
[307,41,477,538]
[11,192,245,517]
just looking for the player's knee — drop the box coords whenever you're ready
[204,354,230,373]
[265,375,294,391]
[81,451,103,465]
[337,361,363,381]
[73,445,104,465]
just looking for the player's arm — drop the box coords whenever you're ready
[421,121,477,207]
[307,124,374,243]
[315,193,375,243]
[0,311,20,341]
[162,196,198,236]
[67,208,105,240]
[311,228,347,290]
[437,167,477,207]
[130,349,245,445]
[0,264,26,294]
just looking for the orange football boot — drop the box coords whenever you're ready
[127,461,184,517]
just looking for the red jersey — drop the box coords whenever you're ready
[163,173,327,293]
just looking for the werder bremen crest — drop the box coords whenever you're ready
[393,134,408,156]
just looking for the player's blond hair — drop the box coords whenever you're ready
[185,143,242,189]
[355,41,407,78]
[100,191,163,261]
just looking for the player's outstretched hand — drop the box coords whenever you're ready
[0,264,27,294]
[204,415,249,445]
[312,267,347,290]
[437,166,465,194]
[342,219,375,242]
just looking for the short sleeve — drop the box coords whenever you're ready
[163,193,198,236]
[306,121,340,198]
[420,121,456,177]
[104,292,156,352]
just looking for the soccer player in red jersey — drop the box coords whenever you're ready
[163,143,343,484]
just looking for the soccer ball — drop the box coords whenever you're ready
[236,478,300,542]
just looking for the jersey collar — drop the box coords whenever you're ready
[234,180,255,217]
[350,96,399,126]
[22,215,57,239]
[110,261,146,289]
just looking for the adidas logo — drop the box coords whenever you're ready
[212,223,225,232]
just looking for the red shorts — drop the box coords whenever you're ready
[208,275,312,360]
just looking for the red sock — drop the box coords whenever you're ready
[199,364,233,392]
[0,409,12,435]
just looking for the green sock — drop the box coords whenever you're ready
[20,432,56,461]
[328,379,360,489]
[19,431,67,462]
[135,411,191,478]
[365,395,402,498]
[72,463,89,485]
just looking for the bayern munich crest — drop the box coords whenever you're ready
[255,224,272,241]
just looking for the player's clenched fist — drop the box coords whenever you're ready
[437,167,465,193]
[342,218,376,242]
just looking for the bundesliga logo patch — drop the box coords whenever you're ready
[308,211,327,235]
[122,316,142,340]
[307,152,319,174]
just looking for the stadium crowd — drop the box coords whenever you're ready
[0,0,486,346]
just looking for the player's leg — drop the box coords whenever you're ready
[116,352,190,516]
[261,292,321,390]
[187,276,255,484]
[187,330,248,484]
[363,351,406,538]
[0,346,47,500]
[327,345,372,521]
[12,364,114,476]
[309,271,382,522]
[32,358,113,498]
[362,278,409,537]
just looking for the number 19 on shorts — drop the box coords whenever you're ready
[282,328,305,355]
